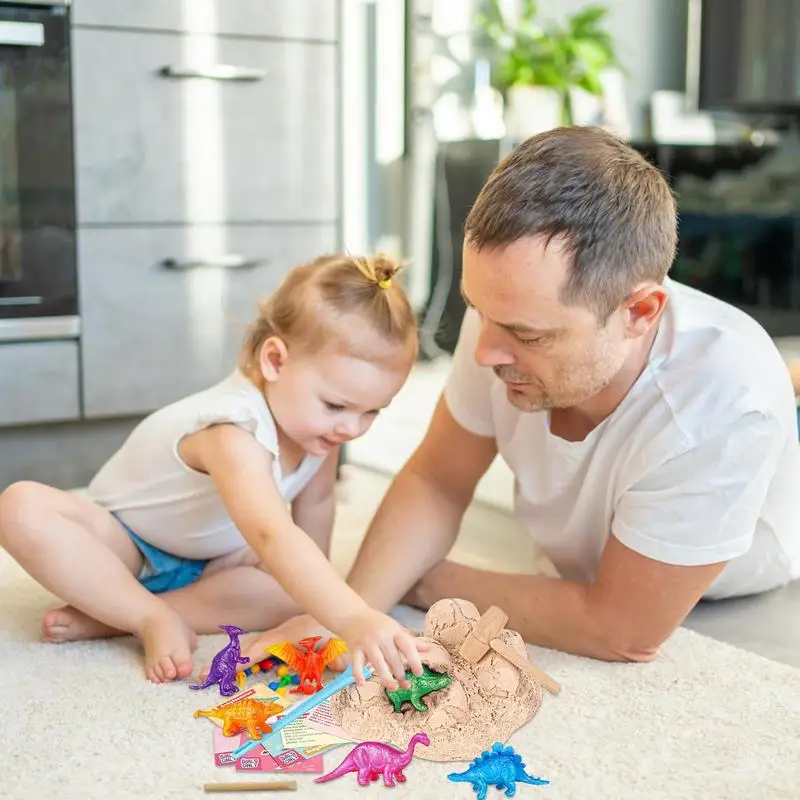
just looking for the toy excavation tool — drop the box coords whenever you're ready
[231,663,373,760]
[459,606,561,695]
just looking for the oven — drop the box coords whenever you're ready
[0,0,77,342]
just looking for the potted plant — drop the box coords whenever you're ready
[476,0,621,136]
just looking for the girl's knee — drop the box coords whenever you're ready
[0,481,57,543]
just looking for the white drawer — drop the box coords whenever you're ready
[0,340,80,426]
[78,223,338,417]
[72,28,337,225]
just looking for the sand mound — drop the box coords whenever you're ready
[329,598,543,761]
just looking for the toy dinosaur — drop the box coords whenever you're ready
[385,664,452,712]
[314,732,430,787]
[189,624,248,696]
[263,636,348,694]
[447,742,549,799]
[194,697,284,740]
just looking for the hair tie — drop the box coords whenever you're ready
[378,278,392,289]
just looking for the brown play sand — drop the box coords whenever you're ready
[329,598,543,761]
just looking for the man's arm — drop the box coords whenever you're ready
[346,395,498,613]
[406,407,785,662]
[405,537,727,662]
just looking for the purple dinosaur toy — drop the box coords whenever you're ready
[314,732,430,787]
[189,624,248,696]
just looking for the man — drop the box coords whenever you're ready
[248,126,800,666]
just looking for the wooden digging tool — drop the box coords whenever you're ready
[203,780,296,792]
[458,605,561,695]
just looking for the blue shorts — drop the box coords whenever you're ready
[114,514,209,594]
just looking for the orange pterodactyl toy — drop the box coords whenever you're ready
[265,636,348,694]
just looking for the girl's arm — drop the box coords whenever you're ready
[180,422,427,688]
[179,423,370,634]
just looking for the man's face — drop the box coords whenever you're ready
[461,236,631,412]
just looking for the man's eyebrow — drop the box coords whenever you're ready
[460,280,556,337]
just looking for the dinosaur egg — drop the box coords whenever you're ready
[423,598,481,650]
[477,654,520,699]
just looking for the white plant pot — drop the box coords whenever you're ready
[505,85,563,139]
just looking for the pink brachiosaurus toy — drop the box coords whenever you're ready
[314,732,430,787]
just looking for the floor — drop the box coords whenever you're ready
[341,357,800,669]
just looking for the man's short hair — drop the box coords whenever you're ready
[464,126,677,320]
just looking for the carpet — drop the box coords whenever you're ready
[1,550,799,800]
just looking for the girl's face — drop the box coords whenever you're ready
[260,335,415,457]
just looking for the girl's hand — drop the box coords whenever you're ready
[339,608,428,690]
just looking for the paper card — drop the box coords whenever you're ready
[279,714,349,750]
[236,744,325,774]
[305,700,362,743]
[211,729,325,773]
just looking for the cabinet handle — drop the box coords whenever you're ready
[158,65,266,82]
[160,255,270,271]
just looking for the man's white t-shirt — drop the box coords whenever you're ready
[87,369,326,560]
[443,278,800,599]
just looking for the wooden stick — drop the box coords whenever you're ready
[489,638,562,696]
[203,780,297,793]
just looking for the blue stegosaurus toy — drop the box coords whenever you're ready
[447,742,549,799]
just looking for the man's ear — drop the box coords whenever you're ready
[258,336,289,382]
[623,283,668,338]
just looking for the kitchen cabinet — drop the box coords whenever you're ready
[78,223,338,417]
[0,341,80,426]
[71,29,337,226]
[69,1,342,419]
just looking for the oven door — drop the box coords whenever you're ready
[0,1,78,342]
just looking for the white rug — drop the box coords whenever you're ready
[1,550,799,800]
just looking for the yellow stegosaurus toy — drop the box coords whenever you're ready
[194,696,284,740]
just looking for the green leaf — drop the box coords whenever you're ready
[569,6,609,33]
[535,64,567,88]
[573,38,612,70]
[521,0,540,21]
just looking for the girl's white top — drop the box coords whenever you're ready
[87,369,326,559]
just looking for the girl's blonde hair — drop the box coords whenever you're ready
[240,252,417,372]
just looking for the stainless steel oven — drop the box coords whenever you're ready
[0,0,77,342]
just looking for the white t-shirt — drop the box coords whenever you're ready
[443,278,800,599]
[87,369,326,560]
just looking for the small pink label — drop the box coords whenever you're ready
[212,729,324,774]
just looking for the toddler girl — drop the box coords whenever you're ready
[0,252,425,689]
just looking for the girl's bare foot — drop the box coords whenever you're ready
[138,611,197,683]
[42,606,120,643]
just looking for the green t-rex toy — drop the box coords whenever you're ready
[385,665,452,712]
